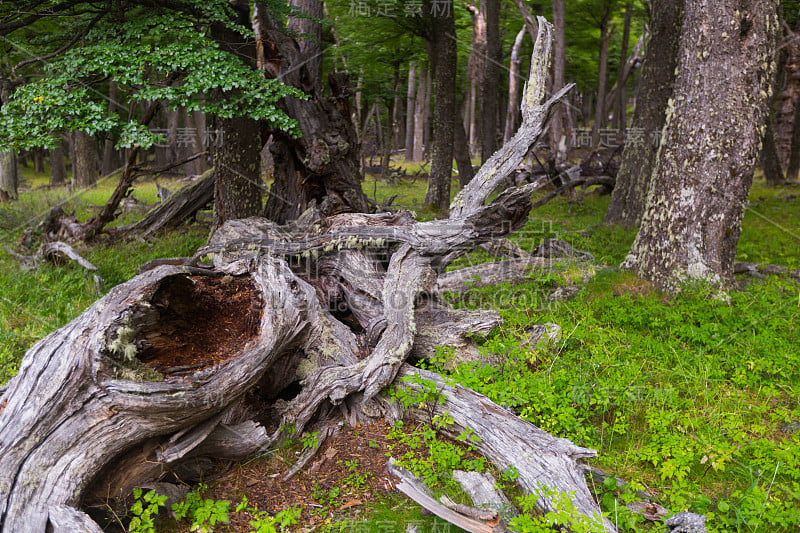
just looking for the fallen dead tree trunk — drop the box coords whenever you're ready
[112,169,215,239]
[0,18,614,532]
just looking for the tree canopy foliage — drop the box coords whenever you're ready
[0,1,304,151]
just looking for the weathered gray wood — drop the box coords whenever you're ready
[450,17,574,219]
[49,506,105,533]
[0,19,609,533]
[39,241,98,271]
[388,460,500,533]
[115,169,214,239]
[452,470,515,522]
[392,366,614,532]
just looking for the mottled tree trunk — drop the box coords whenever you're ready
[72,130,98,189]
[622,0,779,288]
[604,0,683,227]
[213,116,262,225]
[454,103,475,188]
[424,6,457,210]
[191,110,209,175]
[405,62,417,162]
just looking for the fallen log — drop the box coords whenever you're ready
[0,18,613,533]
[112,169,215,239]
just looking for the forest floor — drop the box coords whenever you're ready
[1,161,799,532]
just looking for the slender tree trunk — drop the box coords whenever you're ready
[604,0,683,227]
[213,116,262,225]
[550,0,567,162]
[191,110,209,175]
[424,6,457,210]
[412,67,427,162]
[762,120,785,185]
[454,104,475,188]
[166,108,180,166]
[423,69,432,160]
[591,11,612,147]
[622,0,778,288]
[405,62,417,162]
[615,2,633,133]
[787,86,800,181]
[32,148,44,176]
[72,130,98,188]
[0,80,18,202]
[504,27,526,144]
[50,140,68,186]
[479,0,501,163]
[381,67,399,182]
[101,80,121,175]
[466,4,485,159]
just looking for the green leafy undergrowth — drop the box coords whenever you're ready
[442,269,800,532]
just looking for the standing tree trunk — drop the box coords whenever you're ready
[72,130,98,189]
[253,3,369,223]
[550,0,567,162]
[288,0,323,95]
[479,0,501,163]
[604,0,683,227]
[590,8,612,147]
[405,62,417,162]
[0,151,16,202]
[424,4,457,210]
[412,67,428,162]
[213,116,262,225]
[615,2,633,133]
[50,140,68,186]
[787,83,800,181]
[191,110,209,175]
[504,27,526,144]
[622,0,778,288]
[101,80,121,176]
[454,98,475,188]
[1,80,18,201]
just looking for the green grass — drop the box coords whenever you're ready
[1,170,799,531]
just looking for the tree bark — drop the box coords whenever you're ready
[424,7,457,210]
[550,0,567,162]
[405,61,417,162]
[101,80,121,176]
[615,2,633,133]
[590,8,612,147]
[49,140,68,186]
[479,0,501,163]
[71,130,98,189]
[253,4,369,222]
[1,80,19,202]
[454,108,475,188]
[412,67,428,162]
[788,89,800,180]
[288,0,323,95]
[621,0,779,289]
[504,27,526,145]
[604,0,683,227]
[213,116,263,226]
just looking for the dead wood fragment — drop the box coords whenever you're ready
[388,459,499,533]
[39,241,98,271]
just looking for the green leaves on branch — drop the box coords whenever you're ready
[0,10,305,151]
